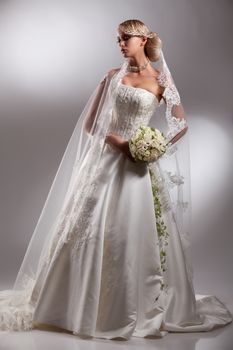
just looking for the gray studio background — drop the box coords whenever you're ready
[0,0,232,303]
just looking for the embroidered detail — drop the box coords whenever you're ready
[44,166,103,264]
[162,170,189,211]
[95,236,121,327]
[108,84,157,139]
[165,171,185,187]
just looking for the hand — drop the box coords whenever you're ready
[121,140,137,162]
[105,132,124,148]
[105,133,136,162]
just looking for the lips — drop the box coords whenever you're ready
[121,50,127,53]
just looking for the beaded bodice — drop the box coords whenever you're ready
[108,81,159,139]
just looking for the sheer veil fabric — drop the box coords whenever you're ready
[0,49,232,334]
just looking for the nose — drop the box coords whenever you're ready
[117,37,126,46]
[119,40,127,49]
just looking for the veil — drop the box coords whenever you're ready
[0,48,192,331]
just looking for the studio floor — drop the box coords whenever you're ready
[0,296,232,350]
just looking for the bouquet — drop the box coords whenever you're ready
[128,125,168,163]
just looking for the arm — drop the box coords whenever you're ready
[164,101,189,146]
[168,124,188,145]
[84,76,107,135]
[84,68,120,135]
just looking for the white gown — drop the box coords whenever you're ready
[0,81,232,340]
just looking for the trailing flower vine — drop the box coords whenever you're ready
[149,167,169,295]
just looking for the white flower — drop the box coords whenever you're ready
[129,125,168,163]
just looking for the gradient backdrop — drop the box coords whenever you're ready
[0,0,232,308]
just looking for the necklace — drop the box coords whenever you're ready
[127,57,150,72]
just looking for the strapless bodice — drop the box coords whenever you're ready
[108,81,159,139]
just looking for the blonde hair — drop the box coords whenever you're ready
[118,19,162,62]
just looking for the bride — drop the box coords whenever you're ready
[0,18,232,340]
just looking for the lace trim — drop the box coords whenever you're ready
[157,71,187,141]
[0,274,36,331]
[37,141,107,270]
[166,116,187,140]
[157,71,180,103]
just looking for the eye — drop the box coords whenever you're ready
[116,35,132,44]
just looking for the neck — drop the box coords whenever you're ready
[128,54,149,67]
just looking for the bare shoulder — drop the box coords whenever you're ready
[107,67,121,78]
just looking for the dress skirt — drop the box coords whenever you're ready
[31,143,232,339]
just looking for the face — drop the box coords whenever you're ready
[116,31,147,57]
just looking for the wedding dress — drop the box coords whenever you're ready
[0,53,232,340]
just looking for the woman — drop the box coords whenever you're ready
[0,19,232,340]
